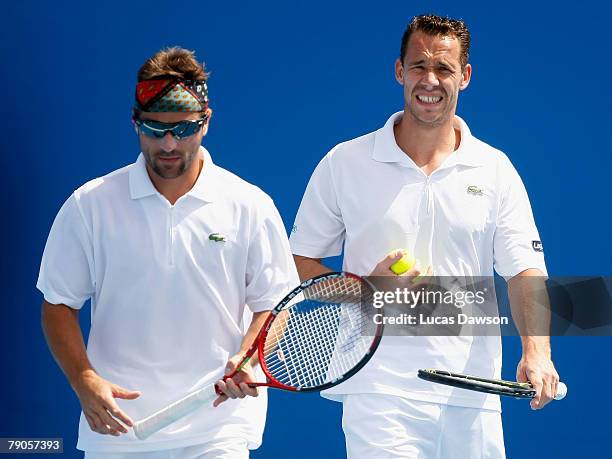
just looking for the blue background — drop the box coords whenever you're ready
[2,0,610,457]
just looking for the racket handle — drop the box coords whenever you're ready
[554,382,568,400]
[133,384,217,440]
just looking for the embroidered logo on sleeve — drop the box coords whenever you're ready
[532,240,544,252]
[467,185,484,196]
[209,233,226,243]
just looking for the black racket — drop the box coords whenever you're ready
[418,369,567,400]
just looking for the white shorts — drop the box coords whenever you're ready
[83,438,248,459]
[342,394,505,459]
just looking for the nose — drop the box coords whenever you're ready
[159,132,178,152]
[423,70,439,89]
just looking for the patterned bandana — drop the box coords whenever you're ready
[134,78,209,113]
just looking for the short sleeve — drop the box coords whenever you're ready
[36,194,95,309]
[245,197,300,313]
[493,161,547,280]
[289,154,345,258]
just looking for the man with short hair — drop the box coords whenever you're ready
[290,15,559,458]
[38,47,298,458]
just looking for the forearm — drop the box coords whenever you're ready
[293,255,332,281]
[507,269,551,356]
[235,311,270,366]
[41,301,95,390]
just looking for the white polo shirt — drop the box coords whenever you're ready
[37,148,299,452]
[290,112,547,411]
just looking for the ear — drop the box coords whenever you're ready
[459,63,472,91]
[394,58,404,85]
[204,108,213,124]
[201,108,213,137]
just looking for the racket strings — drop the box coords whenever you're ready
[262,278,376,389]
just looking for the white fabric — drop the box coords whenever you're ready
[84,437,248,459]
[38,147,299,452]
[342,394,505,459]
[290,112,547,410]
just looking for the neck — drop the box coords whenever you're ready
[147,156,203,206]
[394,111,460,175]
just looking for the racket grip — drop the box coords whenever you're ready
[554,382,568,400]
[133,384,217,440]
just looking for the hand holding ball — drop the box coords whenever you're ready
[389,249,416,275]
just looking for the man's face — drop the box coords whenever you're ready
[137,111,210,180]
[395,31,471,127]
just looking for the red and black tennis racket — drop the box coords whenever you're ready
[134,272,382,440]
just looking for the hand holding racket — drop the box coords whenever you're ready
[418,369,567,401]
[133,272,382,440]
[213,353,260,407]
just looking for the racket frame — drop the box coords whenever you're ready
[418,369,566,399]
[224,271,383,392]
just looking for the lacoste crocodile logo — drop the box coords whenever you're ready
[208,233,226,242]
[467,185,484,196]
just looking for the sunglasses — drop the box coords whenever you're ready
[134,117,207,140]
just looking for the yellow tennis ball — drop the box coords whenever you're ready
[389,249,416,275]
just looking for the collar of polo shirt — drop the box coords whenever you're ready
[129,146,221,202]
[372,112,486,169]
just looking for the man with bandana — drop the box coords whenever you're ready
[38,47,298,458]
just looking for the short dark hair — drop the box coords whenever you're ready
[399,14,471,69]
[137,47,208,82]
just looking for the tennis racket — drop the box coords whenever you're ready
[133,272,382,440]
[418,369,567,400]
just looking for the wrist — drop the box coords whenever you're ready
[521,337,551,358]
[69,368,98,393]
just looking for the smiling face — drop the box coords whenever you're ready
[138,110,210,180]
[395,31,471,127]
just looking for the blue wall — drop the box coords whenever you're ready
[2,1,610,457]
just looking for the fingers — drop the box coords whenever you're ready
[84,411,121,436]
[369,251,404,276]
[387,250,405,263]
[76,376,137,436]
[516,365,527,383]
[527,371,559,410]
[112,385,141,401]
[106,398,135,428]
[239,382,259,398]
[214,378,259,406]
[98,407,129,434]
[529,376,544,410]
[216,378,256,399]
[213,393,228,407]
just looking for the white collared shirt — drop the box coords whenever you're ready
[38,148,299,452]
[290,112,547,410]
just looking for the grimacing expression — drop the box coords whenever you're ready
[138,111,208,180]
[396,31,471,127]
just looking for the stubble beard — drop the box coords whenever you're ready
[144,148,198,180]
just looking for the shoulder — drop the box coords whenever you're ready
[73,163,132,203]
[466,134,518,172]
[327,131,376,163]
[210,163,276,210]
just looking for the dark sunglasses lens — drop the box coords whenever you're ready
[175,121,201,138]
[140,121,169,138]
[138,120,203,139]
